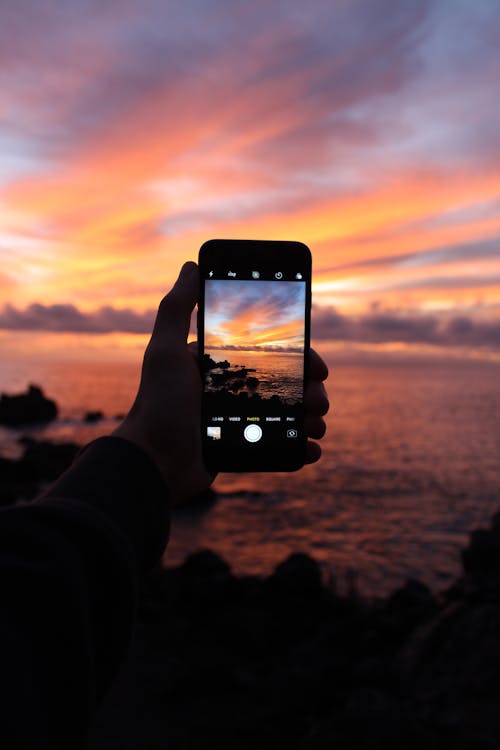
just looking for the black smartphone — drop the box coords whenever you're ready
[198,239,311,472]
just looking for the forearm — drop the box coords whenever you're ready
[41,436,171,571]
[0,437,170,749]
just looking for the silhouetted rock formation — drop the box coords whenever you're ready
[84,410,104,423]
[2,428,500,747]
[202,354,231,371]
[0,384,58,426]
[203,354,258,393]
[87,516,500,750]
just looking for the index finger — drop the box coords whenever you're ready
[308,348,328,381]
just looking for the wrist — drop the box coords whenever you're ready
[112,422,169,488]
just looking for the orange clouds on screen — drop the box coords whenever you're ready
[204,280,305,352]
[207,318,304,351]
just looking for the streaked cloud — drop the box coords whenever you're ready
[312,306,500,349]
[205,280,305,351]
[0,0,499,355]
[0,302,155,333]
[1,299,498,352]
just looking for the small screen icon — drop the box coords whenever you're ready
[207,426,221,440]
[208,270,214,277]
[275,271,283,280]
[295,273,302,280]
[228,270,237,277]
[252,271,260,279]
[287,428,298,438]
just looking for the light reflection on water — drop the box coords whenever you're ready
[0,356,499,596]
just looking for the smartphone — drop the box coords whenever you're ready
[198,239,311,472]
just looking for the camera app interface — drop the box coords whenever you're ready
[203,273,306,452]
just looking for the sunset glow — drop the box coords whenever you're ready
[205,280,305,352]
[1,1,499,358]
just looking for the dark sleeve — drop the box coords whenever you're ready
[0,436,170,750]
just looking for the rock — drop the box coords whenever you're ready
[385,578,436,616]
[179,549,231,579]
[87,520,500,750]
[491,511,500,533]
[84,410,104,423]
[0,384,58,426]
[172,550,233,605]
[202,354,230,371]
[246,376,259,393]
[269,553,323,596]
[397,600,500,747]
[462,527,500,579]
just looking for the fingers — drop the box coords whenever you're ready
[304,351,329,459]
[305,414,326,439]
[305,440,321,464]
[152,262,199,344]
[309,348,328,382]
[305,380,329,416]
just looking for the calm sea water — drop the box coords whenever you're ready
[1,355,499,596]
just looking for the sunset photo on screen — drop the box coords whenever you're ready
[203,280,305,407]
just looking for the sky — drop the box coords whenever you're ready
[1,0,499,360]
[205,280,305,351]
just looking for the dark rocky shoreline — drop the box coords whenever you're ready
[1,440,500,747]
[88,523,500,750]
[1,387,500,747]
[203,353,301,409]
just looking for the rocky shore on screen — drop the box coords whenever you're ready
[203,354,301,409]
[1,431,500,747]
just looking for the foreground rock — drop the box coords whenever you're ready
[88,517,500,750]
[0,384,58,426]
[2,429,500,748]
[84,410,104,423]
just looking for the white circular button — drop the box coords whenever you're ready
[244,424,262,442]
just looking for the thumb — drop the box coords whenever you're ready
[153,261,198,344]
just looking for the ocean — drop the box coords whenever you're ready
[1,354,499,596]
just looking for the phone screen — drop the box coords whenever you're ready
[198,240,311,472]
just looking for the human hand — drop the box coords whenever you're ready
[304,348,330,463]
[113,262,212,503]
[114,261,329,503]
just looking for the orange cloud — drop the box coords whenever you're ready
[1,0,500,359]
[208,317,304,350]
